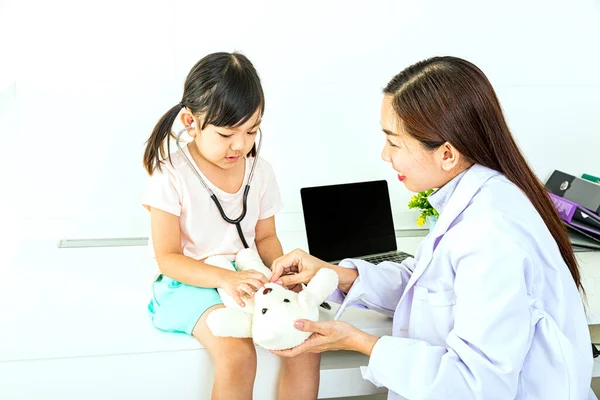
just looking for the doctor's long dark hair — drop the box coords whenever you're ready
[384,56,583,293]
[143,52,264,175]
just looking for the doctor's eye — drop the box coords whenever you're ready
[387,139,398,148]
[261,308,268,314]
[247,131,258,135]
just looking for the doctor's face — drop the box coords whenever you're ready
[380,96,448,193]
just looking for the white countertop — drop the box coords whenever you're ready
[0,237,393,362]
[2,232,599,363]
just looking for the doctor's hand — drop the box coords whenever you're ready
[270,249,330,288]
[270,320,379,357]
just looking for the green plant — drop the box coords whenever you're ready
[407,189,439,227]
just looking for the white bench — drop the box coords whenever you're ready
[5,235,599,399]
[0,238,391,399]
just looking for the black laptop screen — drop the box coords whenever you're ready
[300,180,397,262]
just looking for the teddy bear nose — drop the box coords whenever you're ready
[263,288,273,295]
[261,308,268,314]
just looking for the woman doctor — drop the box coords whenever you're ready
[269,56,594,399]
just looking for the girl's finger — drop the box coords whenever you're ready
[238,283,255,298]
[231,290,245,308]
[246,278,266,292]
[249,272,269,285]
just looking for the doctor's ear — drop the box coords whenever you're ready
[438,142,462,172]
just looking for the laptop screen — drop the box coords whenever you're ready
[300,180,397,262]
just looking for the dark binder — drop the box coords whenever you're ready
[566,224,600,250]
[548,192,600,240]
[545,170,600,215]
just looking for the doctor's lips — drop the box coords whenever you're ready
[398,173,406,182]
[225,155,240,163]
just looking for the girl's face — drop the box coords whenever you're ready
[187,108,261,170]
[380,95,463,192]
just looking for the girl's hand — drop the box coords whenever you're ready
[270,249,329,288]
[271,320,377,357]
[220,270,269,307]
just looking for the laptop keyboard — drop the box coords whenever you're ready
[361,252,412,264]
[332,251,412,265]
[330,251,412,265]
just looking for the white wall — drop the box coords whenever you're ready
[0,0,21,266]
[4,0,600,241]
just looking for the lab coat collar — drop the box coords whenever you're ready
[401,164,501,295]
[427,169,467,216]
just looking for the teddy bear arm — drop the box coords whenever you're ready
[234,249,272,280]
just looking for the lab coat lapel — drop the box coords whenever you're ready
[401,165,501,296]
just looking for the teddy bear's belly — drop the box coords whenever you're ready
[252,307,319,351]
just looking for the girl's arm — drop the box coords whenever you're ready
[254,215,283,268]
[151,207,235,287]
[152,208,267,306]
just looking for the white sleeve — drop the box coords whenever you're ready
[329,257,415,316]
[361,240,532,399]
[142,166,183,217]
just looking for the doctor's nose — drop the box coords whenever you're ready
[381,146,391,163]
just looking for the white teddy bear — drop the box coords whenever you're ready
[204,249,338,350]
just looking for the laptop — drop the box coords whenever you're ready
[300,180,412,265]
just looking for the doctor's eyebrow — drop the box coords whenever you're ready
[382,128,399,136]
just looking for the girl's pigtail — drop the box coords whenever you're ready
[143,104,183,175]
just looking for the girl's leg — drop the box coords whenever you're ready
[193,305,257,400]
[277,352,321,400]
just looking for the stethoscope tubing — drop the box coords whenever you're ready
[175,125,263,248]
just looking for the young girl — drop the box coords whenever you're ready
[142,52,319,400]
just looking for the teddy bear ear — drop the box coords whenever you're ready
[298,290,320,309]
[305,268,339,298]
[298,268,338,309]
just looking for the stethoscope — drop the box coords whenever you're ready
[175,124,332,310]
[175,124,263,249]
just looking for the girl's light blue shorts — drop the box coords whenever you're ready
[148,274,223,335]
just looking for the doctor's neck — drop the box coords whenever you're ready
[435,162,473,190]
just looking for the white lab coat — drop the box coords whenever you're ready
[332,165,594,400]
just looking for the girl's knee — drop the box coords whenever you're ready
[212,339,257,371]
[282,352,321,369]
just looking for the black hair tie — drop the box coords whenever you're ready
[179,102,185,109]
